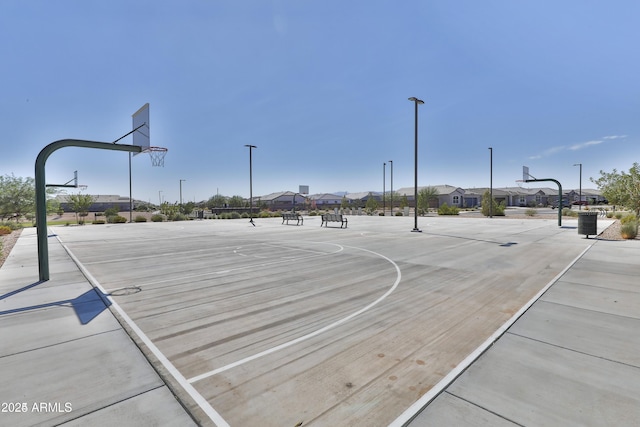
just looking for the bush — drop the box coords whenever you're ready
[134,215,147,223]
[620,214,637,225]
[92,220,106,225]
[230,211,241,219]
[395,211,403,216]
[242,212,251,218]
[562,208,578,217]
[615,212,624,219]
[309,211,318,216]
[151,214,165,222]
[0,221,22,231]
[171,213,187,221]
[437,203,459,215]
[0,225,12,235]
[258,211,271,218]
[606,212,614,218]
[620,221,638,239]
[525,208,537,217]
[109,215,127,223]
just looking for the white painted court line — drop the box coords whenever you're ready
[54,234,231,427]
[188,244,402,384]
[388,243,595,427]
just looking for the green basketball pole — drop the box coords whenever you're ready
[35,139,142,282]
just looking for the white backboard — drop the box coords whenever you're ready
[132,103,150,155]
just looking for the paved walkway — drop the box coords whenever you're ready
[1,217,639,426]
[0,228,196,426]
[398,237,640,426]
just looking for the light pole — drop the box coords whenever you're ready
[383,162,386,215]
[179,179,186,210]
[389,160,393,216]
[158,190,163,207]
[489,147,493,218]
[574,163,582,210]
[245,144,257,225]
[408,97,424,232]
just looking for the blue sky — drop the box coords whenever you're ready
[1,1,638,204]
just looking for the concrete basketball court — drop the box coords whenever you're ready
[2,213,640,426]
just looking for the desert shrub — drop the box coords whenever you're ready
[230,211,241,219]
[525,208,537,217]
[437,203,459,215]
[241,212,250,218]
[379,211,385,216]
[111,215,127,223]
[104,207,120,217]
[309,211,318,216]
[171,213,187,221]
[134,215,147,223]
[620,221,638,239]
[615,212,624,219]
[395,211,403,216]
[620,214,637,225]
[92,220,106,225]
[562,208,578,217]
[258,211,271,218]
[151,214,165,222]
[0,221,22,231]
[0,226,12,235]
[606,212,614,218]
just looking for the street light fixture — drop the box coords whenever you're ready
[383,162,386,215]
[179,179,186,208]
[388,160,393,216]
[245,144,257,225]
[574,163,582,210]
[408,96,424,232]
[488,147,493,218]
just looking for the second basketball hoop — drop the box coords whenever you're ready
[144,146,168,167]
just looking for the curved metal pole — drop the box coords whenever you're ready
[35,139,142,281]
[524,178,563,226]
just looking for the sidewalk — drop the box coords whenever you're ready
[401,237,640,426]
[0,228,196,426]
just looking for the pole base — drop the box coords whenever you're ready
[411,228,422,233]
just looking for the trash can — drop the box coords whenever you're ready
[578,211,598,238]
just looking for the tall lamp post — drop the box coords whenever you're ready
[408,97,424,232]
[179,179,186,211]
[388,160,393,216]
[383,162,386,215]
[574,163,582,210]
[245,144,257,225]
[488,147,493,218]
[158,190,163,207]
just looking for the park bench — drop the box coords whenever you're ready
[282,212,303,225]
[321,213,348,228]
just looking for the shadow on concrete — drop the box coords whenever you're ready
[0,288,111,325]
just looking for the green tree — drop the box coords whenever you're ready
[400,194,409,209]
[228,195,245,208]
[0,174,36,221]
[207,194,228,209]
[481,190,505,216]
[591,163,640,216]
[340,196,349,209]
[365,193,379,214]
[68,193,95,224]
[417,186,439,215]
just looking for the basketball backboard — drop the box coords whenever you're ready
[132,103,150,155]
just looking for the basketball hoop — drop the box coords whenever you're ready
[144,146,168,167]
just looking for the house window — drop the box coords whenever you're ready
[535,195,541,203]
[519,196,526,204]
[452,195,460,205]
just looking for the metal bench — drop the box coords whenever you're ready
[282,212,303,225]
[321,213,348,228]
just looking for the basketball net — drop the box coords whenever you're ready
[145,147,168,167]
